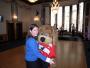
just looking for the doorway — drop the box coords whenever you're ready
[7,22,15,41]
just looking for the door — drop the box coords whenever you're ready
[7,22,15,41]
[16,22,23,40]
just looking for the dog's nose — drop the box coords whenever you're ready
[40,37,45,42]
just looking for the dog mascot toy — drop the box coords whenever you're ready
[38,25,57,58]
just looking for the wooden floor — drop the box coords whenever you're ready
[0,40,87,68]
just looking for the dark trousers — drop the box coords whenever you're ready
[25,59,49,68]
[38,59,50,68]
[26,60,38,68]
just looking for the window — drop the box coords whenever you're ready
[51,9,56,26]
[0,16,3,23]
[57,7,62,29]
[72,5,77,30]
[51,2,84,32]
[78,2,84,32]
[64,6,70,31]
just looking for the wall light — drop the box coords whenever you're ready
[34,11,40,22]
[13,14,17,20]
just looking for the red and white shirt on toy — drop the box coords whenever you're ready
[39,42,56,58]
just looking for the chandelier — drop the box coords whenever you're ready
[51,0,60,14]
[28,0,38,3]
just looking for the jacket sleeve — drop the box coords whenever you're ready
[28,38,46,61]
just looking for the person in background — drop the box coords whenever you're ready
[72,24,76,36]
[60,26,64,35]
[25,24,54,68]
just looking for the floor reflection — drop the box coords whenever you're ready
[0,40,87,68]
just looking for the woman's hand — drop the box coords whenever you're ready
[50,59,55,64]
[46,58,55,64]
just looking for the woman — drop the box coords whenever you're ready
[25,24,54,68]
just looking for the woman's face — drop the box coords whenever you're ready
[30,27,39,37]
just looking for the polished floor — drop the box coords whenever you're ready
[0,40,87,68]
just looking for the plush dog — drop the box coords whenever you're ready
[38,32,56,58]
[38,25,57,58]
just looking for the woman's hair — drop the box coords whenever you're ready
[26,24,39,39]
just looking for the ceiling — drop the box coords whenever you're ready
[20,0,65,5]
[3,0,63,5]
[20,0,86,5]
[3,0,87,5]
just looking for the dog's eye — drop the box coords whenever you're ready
[45,33,49,37]
[40,32,44,35]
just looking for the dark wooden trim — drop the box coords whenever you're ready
[0,34,8,42]
[41,6,45,25]
[0,31,26,43]
[49,6,51,25]
[55,14,57,28]
[22,32,27,39]
[62,6,65,27]
[76,4,79,32]
[69,6,72,32]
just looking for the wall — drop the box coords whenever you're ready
[0,0,11,34]
[17,1,42,32]
[87,1,90,40]
[0,0,42,34]
[83,1,90,40]
[45,7,50,25]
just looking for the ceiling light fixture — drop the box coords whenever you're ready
[51,0,60,14]
[28,0,38,3]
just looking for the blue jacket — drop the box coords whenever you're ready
[25,37,46,61]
